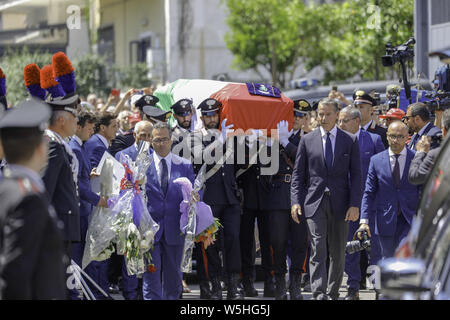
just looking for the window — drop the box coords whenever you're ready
[431,0,450,25]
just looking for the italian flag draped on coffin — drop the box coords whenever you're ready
[153,79,294,134]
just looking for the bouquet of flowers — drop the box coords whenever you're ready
[174,164,222,273]
[82,152,123,269]
[108,143,159,276]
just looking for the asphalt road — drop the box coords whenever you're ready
[110,274,377,300]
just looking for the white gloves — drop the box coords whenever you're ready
[218,118,234,144]
[277,120,292,147]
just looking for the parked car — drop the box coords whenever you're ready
[379,133,450,300]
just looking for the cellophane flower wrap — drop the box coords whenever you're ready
[82,153,123,269]
[175,164,221,273]
[108,142,160,276]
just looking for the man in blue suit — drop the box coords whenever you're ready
[84,113,118,169]
[142,122,196,300]
[404,102,442,151]
[291,98,362,300]
[359,121,420,260]
[338,106,384,300]
[82,113,118,296]
[69,111,109,299]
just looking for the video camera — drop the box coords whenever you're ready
[381,37,415,67]
[346,230,371,255]
[424,65,450,112]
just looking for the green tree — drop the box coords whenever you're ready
[73,54,110,98]
[299,0,414,84]
[224,0,414,86]
[0,47,52,106]
[224,0,305,87]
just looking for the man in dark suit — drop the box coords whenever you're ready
[409,109,449,186]
[42,95,81,266]
[338,106,384,300]
[69,111,109,299]
[359,121,420,259]
[354,90,388,148]
[142,122,196,300]
[404,102,442,151]
[0,99,66,300]
[291,98,362,300]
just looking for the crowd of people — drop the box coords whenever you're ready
[0,51,449,301]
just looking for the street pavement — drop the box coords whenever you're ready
[110,274,377,300]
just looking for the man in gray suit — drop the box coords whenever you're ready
[291,98,362,300]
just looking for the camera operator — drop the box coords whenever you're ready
[404,102,442,151]
[408,109,450,186]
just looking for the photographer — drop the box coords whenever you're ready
[408,109,450,186]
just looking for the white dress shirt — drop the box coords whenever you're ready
[153,151,172,187]
[388,146,407,180]
[72,135,83,146]
[319,125,337,161]
[95,133,109,148]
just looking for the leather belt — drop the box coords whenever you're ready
[272,174,292,183]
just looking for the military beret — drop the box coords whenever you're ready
[171,99,193,116]
[197,98,221,116]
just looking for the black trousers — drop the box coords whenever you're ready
[287,211,309,276]
[265,210,290,277]
[204,204,242,278]
[240,208,273,281]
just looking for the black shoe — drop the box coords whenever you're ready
[289,274,303,300]
[108,284,120,294]
[344,288,360,300]
[199,281,212,299]
[242,279,258,297]
[263,277,276,297]
[301,274,311,292]
[300,273,309,288]
[210,278,223,300]
[275,275,288,300]
[316,293,331,300]
[226,274,244,300]
[359,280,367,290]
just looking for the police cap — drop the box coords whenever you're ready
[171,99,193,116]
[353,89,376,106]
[197,98,221,116]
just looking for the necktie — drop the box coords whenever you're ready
[160,158,168,195]
[325,132,333,170]
[393,154,401,186]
